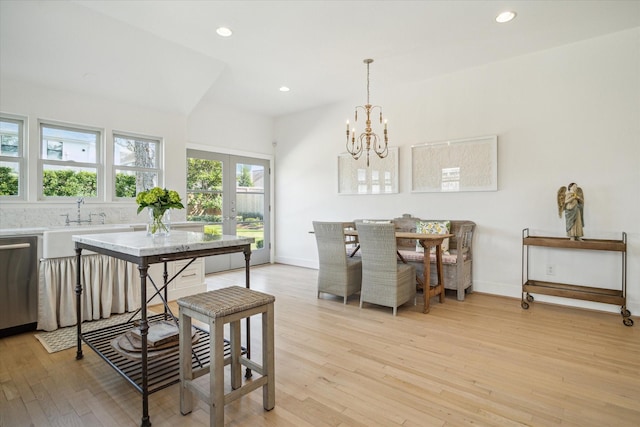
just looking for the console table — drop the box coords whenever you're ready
[521,228,632,326]
[73,230,254,427]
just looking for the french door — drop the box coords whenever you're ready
[186,149,270,273]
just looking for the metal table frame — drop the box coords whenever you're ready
[74,232,252,427]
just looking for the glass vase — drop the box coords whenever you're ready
[147,208,171,237]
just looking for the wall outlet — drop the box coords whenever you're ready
[546,265,555,275]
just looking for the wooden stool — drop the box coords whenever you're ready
[178,286,275,426]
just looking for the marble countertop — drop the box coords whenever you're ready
[0,222,204,237]
[72,230,254,258]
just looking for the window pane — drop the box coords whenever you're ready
[187,158,222,191]
[0,161,19,196]
[187,192,222,222]
[236,163,264,250]
[187,157,224,226]
[0,120,20,157]
[115,169,158,197]
[236,163,264,190]
[236,192,264,250]
[114,135,158,167]
[42,164,97,196]
[41,125,98,162]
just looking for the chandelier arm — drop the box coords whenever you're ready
[354,105,368,122]
[375,139,388,158]
[346,130,363,158]
[346,141,363,156]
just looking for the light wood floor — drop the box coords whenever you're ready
[1,263,639,427]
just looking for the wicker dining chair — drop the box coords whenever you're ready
[356,222,416,315]
[313,221,362,303]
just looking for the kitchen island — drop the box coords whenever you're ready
[72,230,254,427]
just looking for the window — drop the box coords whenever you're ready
[113,133,161,198]
[39,122,101,199]
[0,115,26,198]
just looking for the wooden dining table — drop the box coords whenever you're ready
[344,230,453,313]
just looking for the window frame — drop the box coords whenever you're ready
[112,131,163,201]
[0,113,27,200]
[38,120,103,201]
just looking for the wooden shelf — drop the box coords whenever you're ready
[523,235,626,251]
[523,280,624,305]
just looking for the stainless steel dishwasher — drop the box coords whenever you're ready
[0,235,38,337]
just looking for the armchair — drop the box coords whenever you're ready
[313,221,362,303]
[356,222,416,315]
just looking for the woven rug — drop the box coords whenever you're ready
[35,312,142,353]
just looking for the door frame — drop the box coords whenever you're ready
[186,143,274,272]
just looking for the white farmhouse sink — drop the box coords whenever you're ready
[42,225,133,259]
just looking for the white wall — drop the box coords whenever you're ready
[273,28,640,314]
[187,100,274,155]
[0,78,189,224]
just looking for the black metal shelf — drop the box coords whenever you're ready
[81,313,231,394]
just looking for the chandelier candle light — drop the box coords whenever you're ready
[346,58,389,166]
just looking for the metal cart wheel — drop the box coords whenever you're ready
[521,301,529,309]
[623,318,634,327]
[526,294,534,302]
[621,308,631,317]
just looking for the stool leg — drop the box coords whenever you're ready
[263,303,275,410]
[179,310,193,415]
[211,318,225,427]
[230,319,242,390]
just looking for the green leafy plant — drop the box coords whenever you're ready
[136,187,185,234]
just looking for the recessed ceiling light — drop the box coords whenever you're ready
[216,27,233,37]
[496,11,517,23]
[279,86,290,92]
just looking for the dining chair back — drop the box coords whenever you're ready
[313,221,362,303]
[356,222,416,315]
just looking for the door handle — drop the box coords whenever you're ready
[0,243,31,251]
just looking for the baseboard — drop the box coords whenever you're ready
[274,256,317,270]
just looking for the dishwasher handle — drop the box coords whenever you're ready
[0,243,31,251]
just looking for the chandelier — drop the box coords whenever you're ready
[345,58,388,166]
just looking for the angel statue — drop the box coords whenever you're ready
[557,183,585,240]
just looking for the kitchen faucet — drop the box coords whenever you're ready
[60,197,105,226]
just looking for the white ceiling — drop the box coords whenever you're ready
[1,1,639,118]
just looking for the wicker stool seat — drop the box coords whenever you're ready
[178,286,275,426]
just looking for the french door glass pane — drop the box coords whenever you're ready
[187,157,223,234]
[235,163,264,250]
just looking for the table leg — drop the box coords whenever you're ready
[244,247,253,379]
[423,247,431,314]
[138,264,151,427]
[75,247,83,360]
[436,244,445,303]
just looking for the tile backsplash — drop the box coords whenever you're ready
[0,205,187,229]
